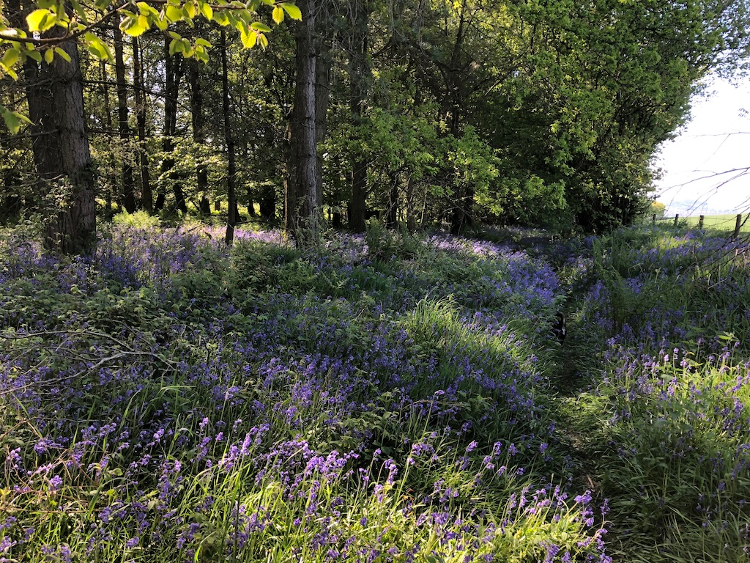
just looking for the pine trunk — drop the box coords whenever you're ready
[285,0,320,242]
[132,36,152,213]
[114,23,136,213]
[26,26,96,253]
[221,30,237,246]
[347,0,370,233]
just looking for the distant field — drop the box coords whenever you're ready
[654,213,750,233]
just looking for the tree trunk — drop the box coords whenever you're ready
[100,60,114,215]
[188,26,209,204]
[132,36,152,213]
[347,0,371,233]
[260,185,276,220]
[24,23,96,253]
[285,0,320,242]
[221,29,237,246]
[114,23,136,213]
[315,40,331,210]
[387,171,399,228]
[406,175,416,232]
[159,37,186,213]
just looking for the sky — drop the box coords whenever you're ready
[652,75,750,216]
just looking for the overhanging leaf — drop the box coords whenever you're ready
[1,48,20,69]
[54,46,71,62]
[250,22,271,32]
[26,9,55,32]
[281,3,301,20]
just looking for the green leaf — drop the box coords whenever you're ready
[165,4,183,21]
[199,1,213,20]
[27,50,42,62]
[281,3,301,20]
[250,22,271,32]
[121,14,149,36]
[84,32,113,60]
[154,14,168,30]
[240,29,256,48]
[1,48,20,69]
[272,6,284,23]
[70,0,88,23]
[195,38,211,47]
[26,9,55,32]
[54,46,71,62]
[44,48,54,64]
[168,37,180,55]
[213,11,229,25]
[2,109,20,133]
[258,32,268,49]
[184,1,196,19]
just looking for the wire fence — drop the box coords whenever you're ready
[650,213,749,238]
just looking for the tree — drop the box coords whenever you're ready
[0,0,300,252]
[285,0,321,241]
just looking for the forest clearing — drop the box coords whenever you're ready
[1,215,749,562]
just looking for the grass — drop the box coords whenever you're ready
[1,217,749,562]
[652,213,750,234]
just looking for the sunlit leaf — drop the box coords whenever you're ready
[121,14,149,36]
[250,22,271,32]
[213,11,229,25]
[1,48,20,69]
[272,6,284,24]
[281,3,301,20]
[184,1,196,18]
[240,29,256,48]
[258,32,268,49]
[2,109,20,133]
[199,1,213,20]
[54,46,71,62]
[84,32,113,60]
[166,5,182,21]
[27,9,55,32]
[44,48,54,64]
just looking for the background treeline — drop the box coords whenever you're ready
[1,0,749,246]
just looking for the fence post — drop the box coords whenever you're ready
[673,214,679,228]
[733,213,742,239]
[652,214,656,224]
[698,215,704,229]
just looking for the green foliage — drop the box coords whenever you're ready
[364,219,421,262]
[112,210,161,230]
[0,0,299,129]
[650,201,666,218]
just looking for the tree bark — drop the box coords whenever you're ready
[221,29,237,246]
[159,37,186,213]
[285,0,320,242]
[100,60,114,215]
[132,36,152,213]
[188,25,208,205]
[23,21,96,253]
[346,0,371,233]
[114,23,136,213]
